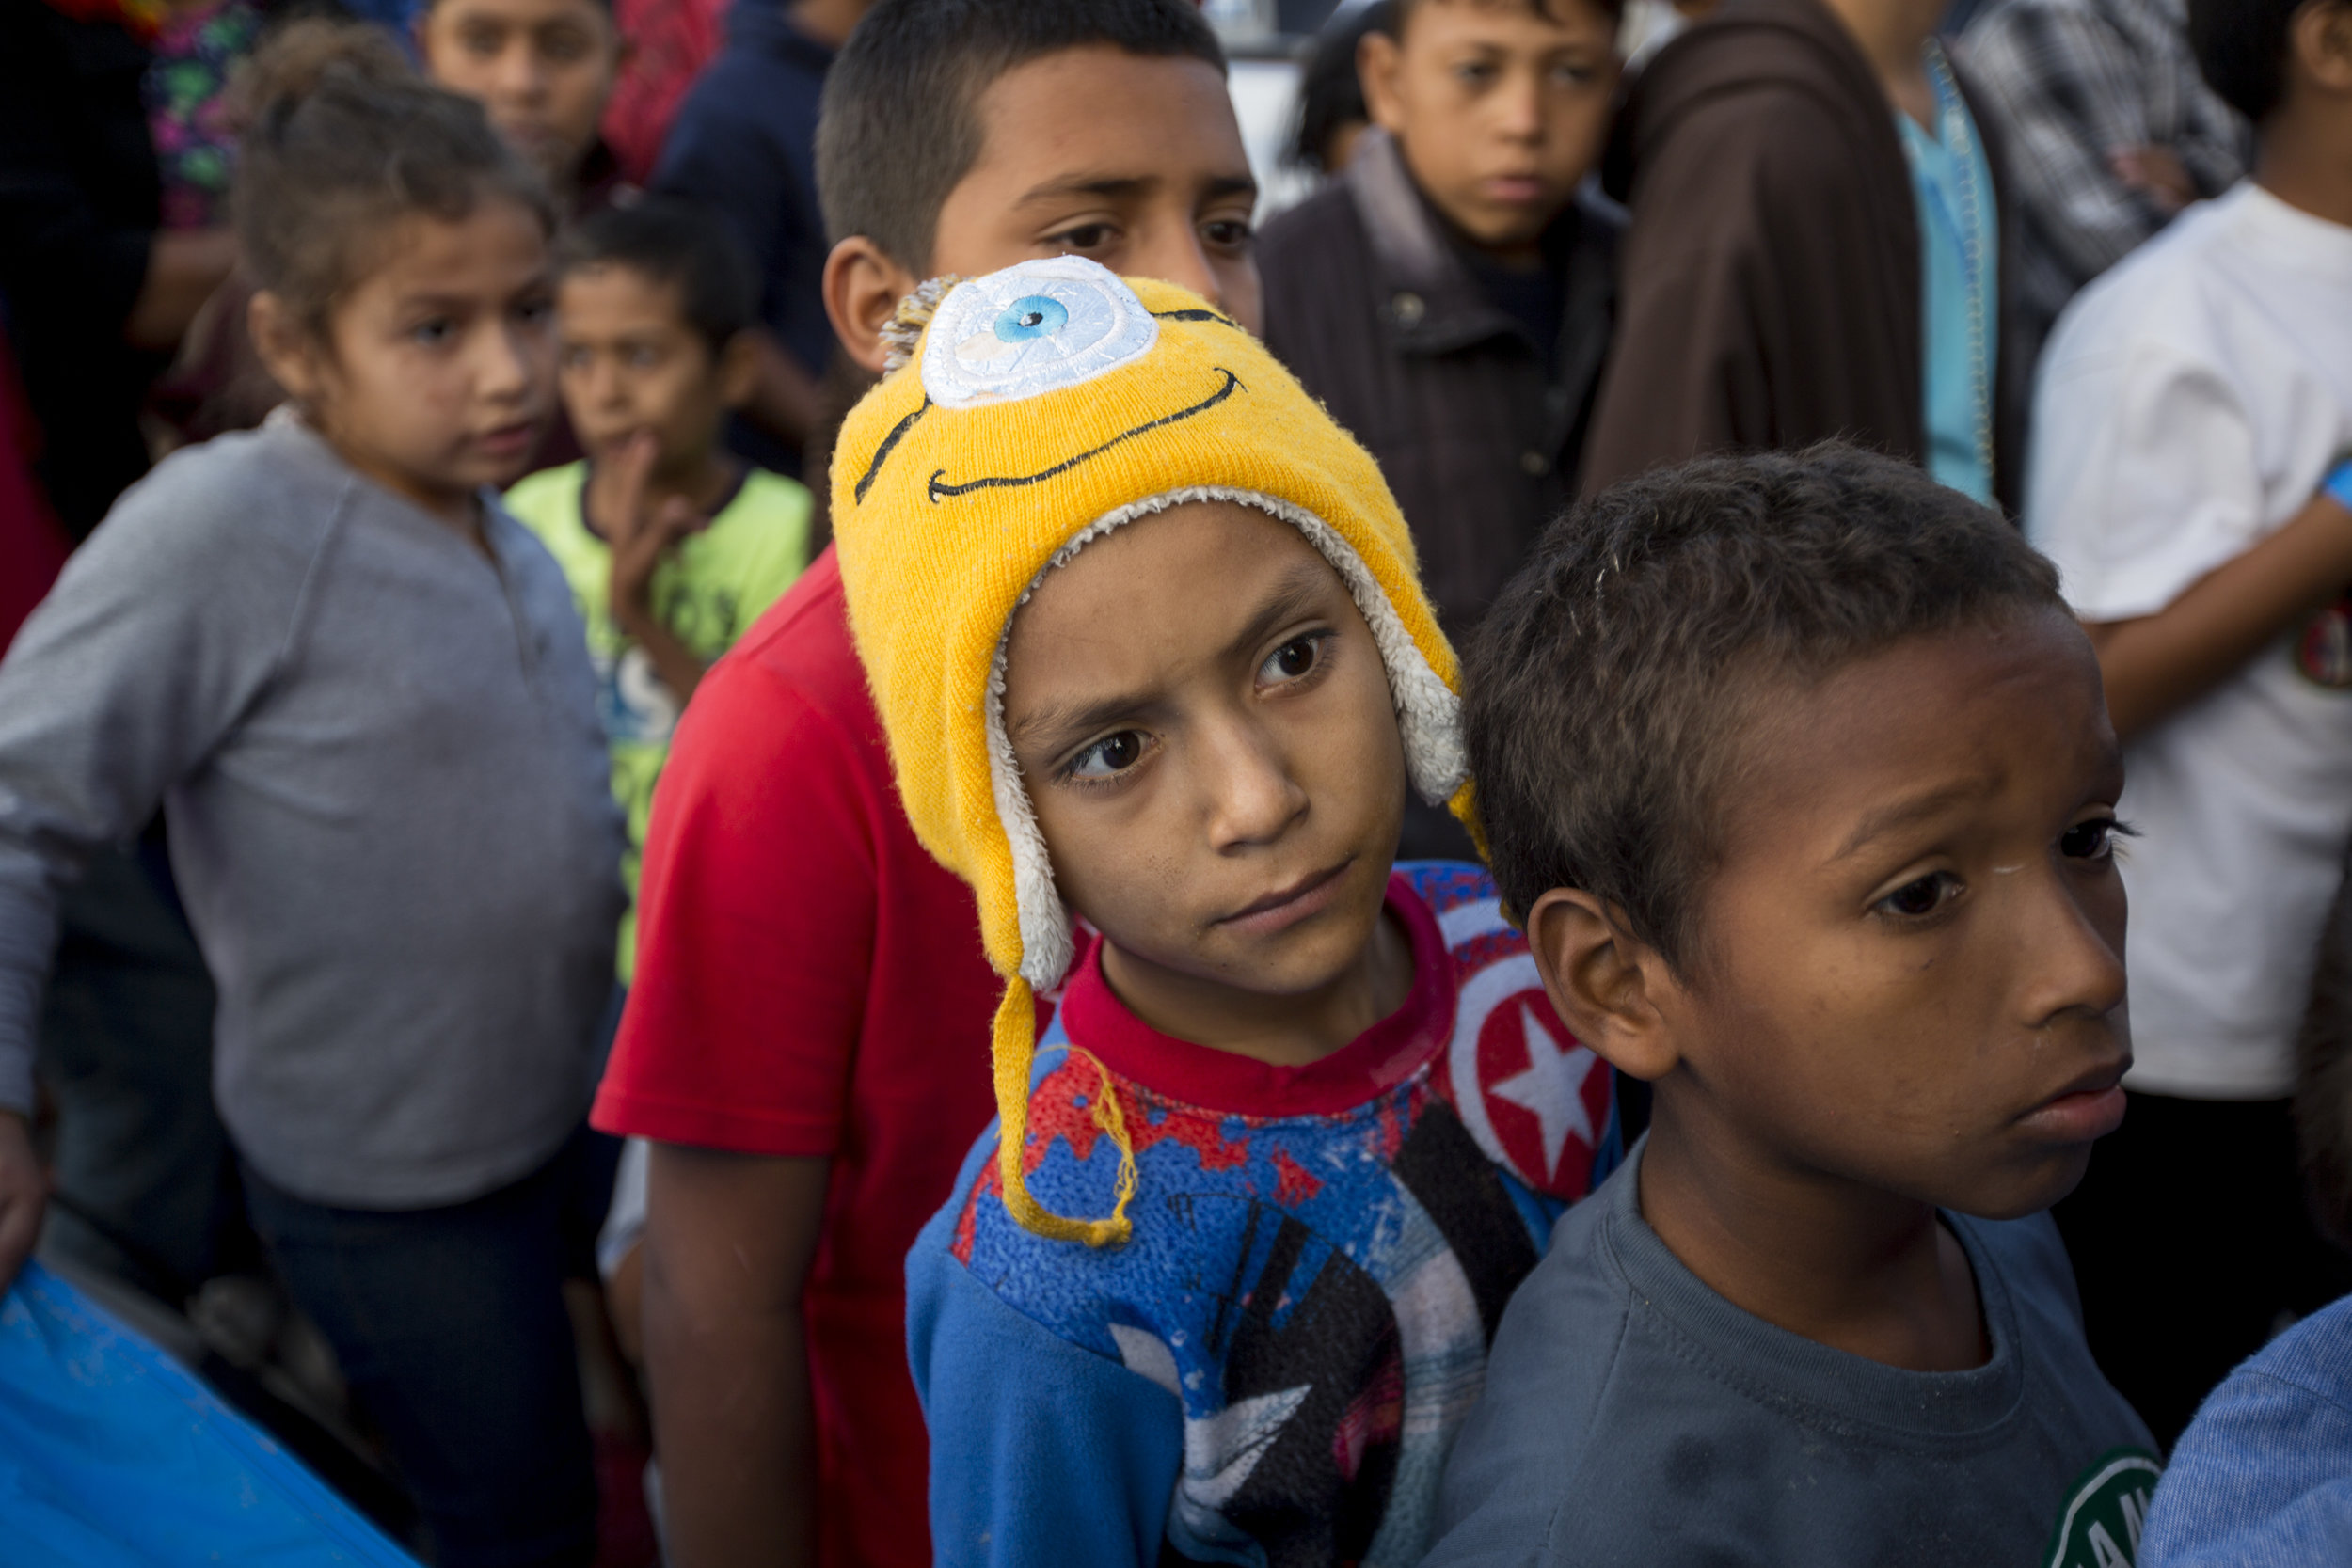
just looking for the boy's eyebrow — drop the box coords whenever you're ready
[1009,689,1163,755]
[1012,170,1259,211]
[1015,173,1154,210]
[1008,561,1340,754]
[391,292,483,312]
[1830,782,1985,862]
[1222,562,1342,665]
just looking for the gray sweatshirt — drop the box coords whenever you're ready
[0,415,625,1208]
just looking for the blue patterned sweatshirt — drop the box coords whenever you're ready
[906,863,1621,1567]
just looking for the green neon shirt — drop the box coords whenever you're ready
[508,459,811,981]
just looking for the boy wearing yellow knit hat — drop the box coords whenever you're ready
[831,255,1620,1566]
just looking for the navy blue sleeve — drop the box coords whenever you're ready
[649,69,815,350]
[907,1162,1185,1568]
[652,87,785,272]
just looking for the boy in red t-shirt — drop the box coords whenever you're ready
[585,2,1261,1562]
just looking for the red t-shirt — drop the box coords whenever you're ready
[592,546,999,1568]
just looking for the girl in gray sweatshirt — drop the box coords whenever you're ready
[0,63,624,1567]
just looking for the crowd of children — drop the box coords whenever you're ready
[1,0,2350,1563]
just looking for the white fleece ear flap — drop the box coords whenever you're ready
[983,486,1468,993]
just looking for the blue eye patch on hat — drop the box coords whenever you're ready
[850,258,1249,506]
[995,295,1069,341]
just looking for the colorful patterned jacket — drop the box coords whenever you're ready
[908,863,1622,1567]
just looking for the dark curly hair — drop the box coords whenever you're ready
[1465,443,2066,973]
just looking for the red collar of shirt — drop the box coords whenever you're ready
[1059,872,1455,1119]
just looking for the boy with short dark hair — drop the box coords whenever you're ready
[587,5,1265,1562]
[1258,0,1619,632]
[1259,0,1622,859]
[506,196,811,986]
[2025,0,2352,1447]
[810,0,1262,365]
[832,256,1617,1567]
[1428,445,2153,1566]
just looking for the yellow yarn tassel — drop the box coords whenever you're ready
[991,978,1136,1247]
[1450,778,1491,868]
[877,274,970,376]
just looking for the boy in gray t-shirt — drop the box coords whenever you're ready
[1435,446,2157,1568]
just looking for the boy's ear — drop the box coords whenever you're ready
[1525,888,1682,1084]
[1359,26,1408,136]
[2294,0,2352,94]
[713,329,761,411]
[823,236,923,377]
[246,290,322,407]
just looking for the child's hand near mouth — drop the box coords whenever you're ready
[590,430,709,704]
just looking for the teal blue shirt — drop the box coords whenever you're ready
[1896,48,1999,506]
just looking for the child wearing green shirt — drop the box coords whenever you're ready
[508,196,810,980]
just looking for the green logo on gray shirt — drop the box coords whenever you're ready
[2045,1448,2162,1568]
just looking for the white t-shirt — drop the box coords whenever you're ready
[2028,182,2352,1100]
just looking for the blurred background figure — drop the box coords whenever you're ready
[1960,0,2248,371]
[0,0,235,540]
[1287,0,1391,175]
[1617,0,1717,71]
[416,0,626,213]
[649,0,873,479]
[599,0,725,184]
[1581,0,2024,514]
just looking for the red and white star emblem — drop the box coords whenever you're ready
[1444,915,1609,1198]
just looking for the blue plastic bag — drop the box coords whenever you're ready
[0,1259,420,1566]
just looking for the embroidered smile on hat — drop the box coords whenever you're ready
[830,256,1472,1245]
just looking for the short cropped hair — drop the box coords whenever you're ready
[557,197,759,354]
[1467,445,2066,973]
[815,0,1226,270]
[2189,0,2323,122]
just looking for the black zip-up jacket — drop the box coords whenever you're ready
[1259,129,1622,643]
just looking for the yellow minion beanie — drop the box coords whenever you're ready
[830,257,1472,1245]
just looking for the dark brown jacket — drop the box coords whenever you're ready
[1581,0,2027,513]
[1260,130,1621,640]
